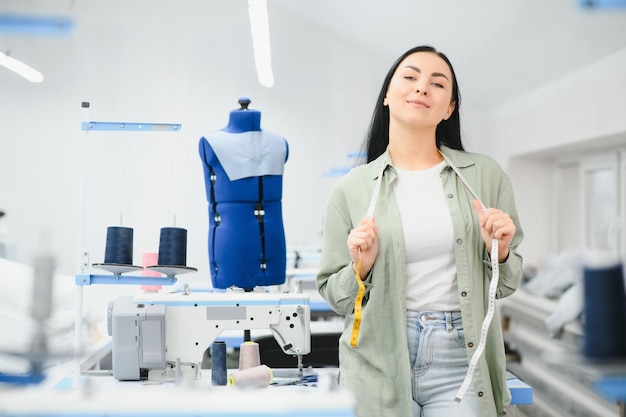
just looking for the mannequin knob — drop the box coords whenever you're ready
[238,97,251,110]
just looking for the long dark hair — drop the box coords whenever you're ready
[361,45,463,163]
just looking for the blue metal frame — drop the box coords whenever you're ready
[75,274,177,286]
[81,122,182,132]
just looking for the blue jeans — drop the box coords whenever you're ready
[407,310,481,417]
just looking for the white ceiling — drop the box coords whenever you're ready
[2,0,626,111]
[274,0,626,110]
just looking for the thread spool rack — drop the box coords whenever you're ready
[73,102,188,389]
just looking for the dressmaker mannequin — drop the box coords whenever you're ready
[223,98,262,133]
[198,98,289,289]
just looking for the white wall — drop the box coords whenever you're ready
[483,47,626,267]
[5,1,623,288]
[0,1,384,286]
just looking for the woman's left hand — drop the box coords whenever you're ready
[473,199,515,263]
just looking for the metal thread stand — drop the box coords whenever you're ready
[72,102,184,389]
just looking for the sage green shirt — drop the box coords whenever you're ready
[316,146,524,417]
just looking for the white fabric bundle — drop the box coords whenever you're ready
[0,258,100,374]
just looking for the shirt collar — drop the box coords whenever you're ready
[367,144,474,180]
[439,145,475,169]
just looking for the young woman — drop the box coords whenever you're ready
[316,45,524,417]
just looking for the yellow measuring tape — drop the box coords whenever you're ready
[350,255,366,347]
[349,162,385,349]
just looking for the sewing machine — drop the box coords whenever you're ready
[107,289,311,381]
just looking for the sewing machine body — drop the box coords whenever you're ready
[108,291,311,381]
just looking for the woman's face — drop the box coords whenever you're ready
[384,51,455,131]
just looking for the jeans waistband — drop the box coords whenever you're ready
[406,310,463,329]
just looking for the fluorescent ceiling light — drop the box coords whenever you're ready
[0,14,74,36]
[577,0,626,8]
[248,0,274,88]
[0,51,43,83]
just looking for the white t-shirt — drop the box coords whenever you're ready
[393,161,460,311]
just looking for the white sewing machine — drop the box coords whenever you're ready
[108,289,311,381]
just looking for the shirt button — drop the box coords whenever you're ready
[468,342,474,348]
[478,391,484,397]
[456,239,463,245]
[447,193,453,199]
[461,291,467,297]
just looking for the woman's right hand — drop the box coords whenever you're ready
[347,216,378,278]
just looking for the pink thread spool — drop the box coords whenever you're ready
[141,251,162,292]
[238,341,261,370]
[228,365,273,389]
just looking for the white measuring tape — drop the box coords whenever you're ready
[356,152,499,401]
[439,153,499,402]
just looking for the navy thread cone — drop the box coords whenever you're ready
[158,227,187,266]
[211,341,228,386]
[104,226,134,265]
[583,263,626,358]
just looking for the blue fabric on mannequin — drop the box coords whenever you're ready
[223,107,262,133]
[199,98,288,289]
